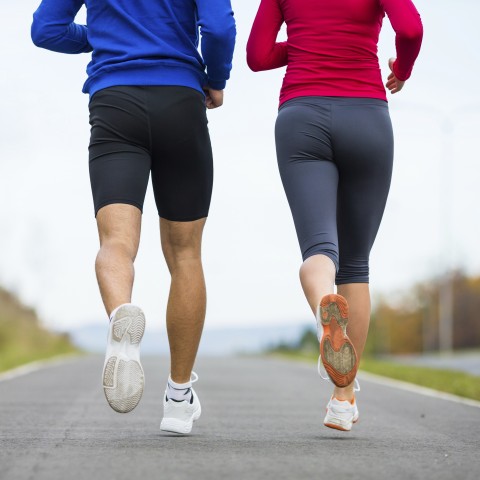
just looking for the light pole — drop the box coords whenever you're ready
[438,116,454,353]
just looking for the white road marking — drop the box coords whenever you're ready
[0,355,79,383]
[358,370,480,409]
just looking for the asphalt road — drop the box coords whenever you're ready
[1,355,479,480]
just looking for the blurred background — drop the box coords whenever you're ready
[0,1,479,374]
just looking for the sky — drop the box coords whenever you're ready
[0,0,479,333]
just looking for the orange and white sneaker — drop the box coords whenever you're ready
[317,294,358,388]
[324,396,359,431]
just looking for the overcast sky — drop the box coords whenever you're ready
[0,0,479,332]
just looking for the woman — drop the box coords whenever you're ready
[247,0,423,431]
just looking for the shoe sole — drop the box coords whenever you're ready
[160,405,202,435]
[103,305,145,413]
[319,294,358,388]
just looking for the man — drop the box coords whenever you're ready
[31,0,236,434]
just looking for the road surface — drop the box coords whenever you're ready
[1,356,479,480]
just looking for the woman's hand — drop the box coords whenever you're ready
[385,58,406,94]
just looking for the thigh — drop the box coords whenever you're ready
[332,100,394,283]
[88,87,151,216]
[148,87,213,222]
[275,100,339,264]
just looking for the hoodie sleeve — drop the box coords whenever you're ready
[196,0,236,90]
[246,0,288,72]
[31,0,92,54]
[381,0,423,81]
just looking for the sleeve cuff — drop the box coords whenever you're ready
[393,61,411,82]
[206,79,227,90]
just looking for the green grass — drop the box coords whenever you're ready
[269,351,480,402]
[359,358,480,401]
[0,287,81,374]
[0,343,80,373]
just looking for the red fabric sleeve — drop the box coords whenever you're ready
[381,0,423,81]
[246,0,288,71]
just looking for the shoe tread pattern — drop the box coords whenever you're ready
[104,358,144,413]
[320,294,358,388]
[103,305,145,413]
[112,306,145,344]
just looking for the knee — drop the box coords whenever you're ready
[96,204,141,261]
[161,219,205,267]
[300,253,337,278]
[98,235,138,261]
[302,243,339,271]
[336,257,369,284]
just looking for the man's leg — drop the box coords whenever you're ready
[95,204,142,316]
[88,87,152,413]
[160,217,207,384]
[95,203,146,414]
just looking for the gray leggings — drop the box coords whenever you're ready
[275,96,394,284]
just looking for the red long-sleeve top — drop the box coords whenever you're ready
[247,0,423,105]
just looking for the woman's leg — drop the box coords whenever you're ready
[333,99,394,400]
[300,254,336,313]
[275,100,340,294]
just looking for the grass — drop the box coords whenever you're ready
[360,357,480,401]
[0,287,80,374]
[0,341,80,373]
[0,321,80,374]
[269,351,480,402]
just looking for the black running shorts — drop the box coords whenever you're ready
[88,86,213,221]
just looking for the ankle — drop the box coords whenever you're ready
[333,386,355,402]
[167,375,193,402]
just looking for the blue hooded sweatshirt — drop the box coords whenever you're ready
[31,0,236,96]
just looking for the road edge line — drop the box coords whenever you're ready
[268,356,480,409]
[0,354,80,383]
[357,370,480,409]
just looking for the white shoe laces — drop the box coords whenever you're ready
[317,355,360,392]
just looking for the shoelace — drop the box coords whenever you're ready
[317,355,360,392]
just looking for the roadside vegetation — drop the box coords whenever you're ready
[0,287,79,373]
[268,271,480,401]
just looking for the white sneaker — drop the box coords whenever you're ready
[160,374,201,434]
[324,396,359,431]
[102,304,145,413]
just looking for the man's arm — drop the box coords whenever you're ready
[31,0,92,54]
[196,0,236,91]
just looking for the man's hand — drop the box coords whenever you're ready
[204,87,224,109]
[385,57,406,94]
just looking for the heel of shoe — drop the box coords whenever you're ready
[321,338,358,387]
[112,305,145,344]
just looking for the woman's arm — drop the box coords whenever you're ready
[31,0,92,54]
[381,0,423,81]
[247,0,287,72]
